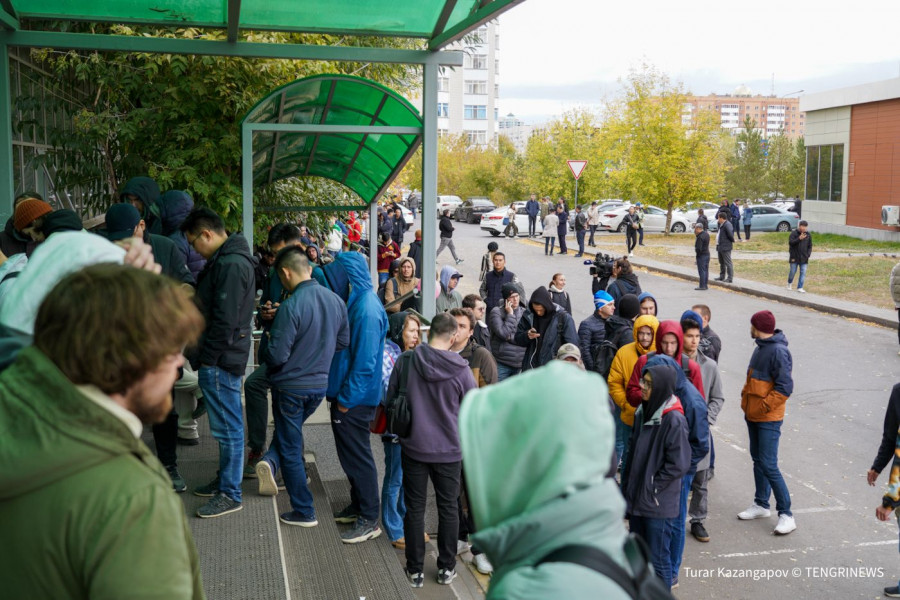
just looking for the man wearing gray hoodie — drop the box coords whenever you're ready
[436,265,463,312]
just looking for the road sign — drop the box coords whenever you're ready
[567,160,587,180]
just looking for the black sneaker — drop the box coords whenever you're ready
[279,511,318,527]
[691,521,710,542]
[340,519,381,544]
[196,492,243,518]
[166,465,186,493]
[437,568,457,585]
[333,505,359,524]
[885,586,900,598]
[177,436,199,446]
[193,477,219,497]
[406,570,424,588]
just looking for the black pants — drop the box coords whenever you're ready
[732,218,742,239]
[697,253,709,288]
[626,228,637,253]
[744,224,751,240]
[402,452,460,573]
[588,224,598,246]
[456,465,482,556]
[244,363,271,453]
[528,214,538,236]
[152,408,179,468]
[717,250,733,280]
[557,226,568,253]
[330,402,380,522]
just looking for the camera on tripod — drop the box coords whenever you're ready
[585,252,615,295]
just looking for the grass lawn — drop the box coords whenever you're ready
[587,233,897,310]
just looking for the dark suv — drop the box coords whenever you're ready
[456,197,497,224]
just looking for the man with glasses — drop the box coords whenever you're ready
[180,207,257,518]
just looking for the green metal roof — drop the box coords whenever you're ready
[242,74,422,204]
[3,0,523,49]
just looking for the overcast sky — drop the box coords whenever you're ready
[497,0,900,123]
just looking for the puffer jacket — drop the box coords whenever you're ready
[487,302,526,369]
[607,315,658,427]
[158,190,206,279]
[741,330,793,422]
[577,312,606,372]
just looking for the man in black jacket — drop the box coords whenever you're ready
[479,252,519,314]
[869,384,900,488]
[714,211,734,283]
[181,207,257,519]
[436,209,462,264]
[622,206,640,256]
[391,207,406,248]
[573,205,588,257]
[787,220,812,293]
[514,286,578,371]
[694,222,710,290]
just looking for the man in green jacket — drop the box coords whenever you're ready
[0,264,206,599]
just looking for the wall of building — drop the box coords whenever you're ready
[845,98,900,230]
[685,94,804,139]
[802,107,850,226]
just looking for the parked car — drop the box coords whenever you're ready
[744,205,800,232]
[680,201,722,227]
[598,204,692,233]
[436,195,463,218]
[456,197,497,224]
[570,199,627,231]
[770,200,799,214]
[480,202,537,237]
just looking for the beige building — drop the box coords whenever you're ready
[682,86,805,140]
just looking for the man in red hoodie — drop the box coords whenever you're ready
[626,320,705,409]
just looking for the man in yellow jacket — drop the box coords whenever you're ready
[607,314,659,469]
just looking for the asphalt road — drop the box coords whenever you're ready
[438,217,900,600]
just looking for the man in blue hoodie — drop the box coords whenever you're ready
[255,247,349,527]
[324,253,389,544]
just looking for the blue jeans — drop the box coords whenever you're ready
[544,236,556,255]
[381,437,406,541]
[788,262,807,289]
[697,253,709,288]
[576,229,586,254]
[630,515,673,589]
[669,472,695,581]
[496,362,521,381]
[378,272,389,285]
[614,407,632,469]
[263,388,324,518]
[199,366,245,502]
[746,420,792,516]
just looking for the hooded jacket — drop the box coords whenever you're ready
[626,320,705,408]
[265,279,350,390]
[39,209,83,236]
[636,291,657,316]
[788,229,812,264]
[383,257,419,313]
[459,337,498,388]
[0,347,204,599]
[741,330,793,422]
[436,265,463,312]
[548,284,572,314]
[325,252,389,410]
[194,233,257,376]
[120,176,162,234]
[607,315,658,427]
[488,301,526,369]
[158,190,206,279]
[607,273,641,306]
[514,287,578,371]
[0,217,36,257]
[388,343,476,463]
[148,232,194,285]
[687,349,725,471]
[459,363,633,599]
[622,364,690,519]
[406,239,423,278]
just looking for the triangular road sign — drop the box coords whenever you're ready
[567,160,587,180]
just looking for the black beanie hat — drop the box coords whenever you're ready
[501,282,520,300]
[618,293,641,320]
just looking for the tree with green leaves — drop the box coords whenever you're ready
[765,132,794,200]
[725,116,769,202]
[602,64,726,232]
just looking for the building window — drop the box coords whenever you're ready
[495,59,500,75]
[437,102,449,117]
[494,108,499,121]
[465,54,488,69]
[494,84,500,97]
[438,77,449,92]
[465,130,487,145]
[465,80,487,94]
[438,129,448,138]
[464,105,487,119]
[805,144,844,202]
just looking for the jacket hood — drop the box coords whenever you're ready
[642,364,678,424]
[5,217,29,240]
[439,265,461,294]
[460,362,616,532]
[637,291,657,314]
[323,252,374,302]
[388,311,412,347]
[655,320,684,359]
[632,314,659,356]
[157,190,194,235]
[528,285,555,314]
[756,330,789,349]
[413,342,470,383]
[40,210,83,236]
[119,176,160,216]
[398,257,416,283]
[216,232,253,261]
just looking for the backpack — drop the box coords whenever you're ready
[646,351,691,378]
[385,351,413,437]
[536,534,676,600]
[592,324,628,378]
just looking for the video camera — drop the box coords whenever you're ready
[585,252,615,294]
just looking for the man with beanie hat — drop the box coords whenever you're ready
[738,310,795,535]
[577,290,615,372]
[13,198,53,243]
[487,282,526,381]
[0,193,44,258]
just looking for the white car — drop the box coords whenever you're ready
[436,195,463,218]
[680,201,722,228]
[480,202,540,237]
[598,204,692,233]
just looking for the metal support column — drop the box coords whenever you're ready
[420,62,439,320]
[369,200,378,288]
[0,39,13,223]
[241,124,254,248]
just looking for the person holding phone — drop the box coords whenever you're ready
[787,220,812,293]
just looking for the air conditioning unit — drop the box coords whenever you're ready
[882,206,900,226]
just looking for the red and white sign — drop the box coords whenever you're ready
[567,160,587,180]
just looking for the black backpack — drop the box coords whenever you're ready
[645,351,691,378]
[537,534,676,600]
[593,324,628,378]
[385,351,413,437]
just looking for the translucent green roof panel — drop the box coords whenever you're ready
[10,0,526,48]
[242,74,422,204]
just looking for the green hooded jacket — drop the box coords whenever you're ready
[0,347,204,600]
[459,361,633,599]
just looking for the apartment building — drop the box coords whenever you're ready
[683,86,805,139]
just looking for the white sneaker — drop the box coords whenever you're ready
[786,284,792,290]
[774,514,797,535]
[456,540,471,555]
[797,288,806,294]
[629,252,634,257]
[737,504,771,520]
[473,553,494,575]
